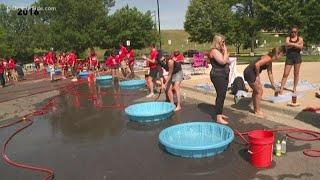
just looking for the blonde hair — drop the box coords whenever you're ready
[211,34,225,50]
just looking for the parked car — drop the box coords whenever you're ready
[183,49,199,64]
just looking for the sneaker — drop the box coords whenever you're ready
[146,93,155,98]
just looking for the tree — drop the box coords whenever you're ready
[36,0,115,53]
[184,0,234,44]
[300,0,320,44]
[232,0,262,53]
[227,15,251,54]
[255,0,303,32]
[0,4,37,62]
[106,5,157,49]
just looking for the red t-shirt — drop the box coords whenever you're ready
[90,55,98,67]
[105,55,119,68]
[34,57,40,63]
[45,52,54,66]
[42,55,47,65]
[8,59,15,69]
[0,61,5,74]
[148,48,158,69]
[127,50,135,65]
[47,56,54,66]
[67,53,77,67]
[172,53,184,63]
[59,56,67,67]
[119,45,128,62]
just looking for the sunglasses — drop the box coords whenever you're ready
[291,31,297,33]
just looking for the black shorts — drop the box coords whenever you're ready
[243,66,257,84]
[286,54,302,65]
[149,68,158,80]
[149,68,163,80]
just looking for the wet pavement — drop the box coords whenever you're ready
[0,80,319,180]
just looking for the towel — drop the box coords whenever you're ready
[264,80,317,92]
[264,92,303,103]
[194,83,215,93]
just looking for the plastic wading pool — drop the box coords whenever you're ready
[125,102,175,123]
[96,75,112,82]
[159,122,234,158]
[119,80,146,90]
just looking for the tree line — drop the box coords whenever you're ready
[0,0,157,63]
[184,0,320,54]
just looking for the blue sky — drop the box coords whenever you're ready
[0,0,190,29]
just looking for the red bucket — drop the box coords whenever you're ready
[248,130,274,168]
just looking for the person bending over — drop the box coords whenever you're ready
[244,46,286,118]
[158,55,183,111]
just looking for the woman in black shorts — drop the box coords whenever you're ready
[280,25,304,94]
[244,46,286,118]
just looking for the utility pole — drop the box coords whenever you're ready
[156,0,162,49]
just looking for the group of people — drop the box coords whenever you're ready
[33,43,136,82]
[210,25,304,124]
[1,25,307,124]
[33,50,78,81]
[0,57,19,88]
[104,43,135,80]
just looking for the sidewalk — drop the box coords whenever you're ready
[181,62,320,131]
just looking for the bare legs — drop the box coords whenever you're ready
[293,63,301,93]
[173,81,181,111]
[249,80,265,118]
[280,63,301,94]
[146,76,155,97]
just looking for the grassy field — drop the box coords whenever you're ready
[94,30,320,63]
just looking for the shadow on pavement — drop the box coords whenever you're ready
[295,111,320,129]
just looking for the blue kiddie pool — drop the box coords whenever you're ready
[78,71,91,78]
[125,102,175,123]
[159,122,234,158]
[96,75,112,82]
[46,68,62,75]
[119,80,146,90]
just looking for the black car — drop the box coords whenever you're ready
[183,49,199,58]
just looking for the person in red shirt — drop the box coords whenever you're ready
[67,51,77,78]
[104,49,120,79]
[59,52,68,79]
[171,50,184,63]
[46,52,55,81]
[118,43,130,79]
[89,49,99,71]
[8,57,18,82]
[0,59,5,87]
[34,55,41,71]
[127,46,135,78]
[142,44,161,98]
[119,43,128,61]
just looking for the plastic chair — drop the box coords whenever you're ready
[191,53,208,75]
